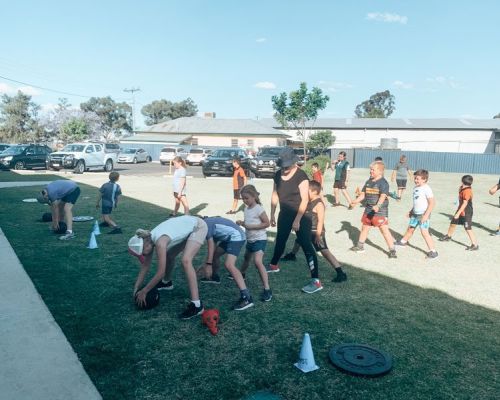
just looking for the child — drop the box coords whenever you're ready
[488,177,500,235]
[349,161,397,258]
[311,162,323,188]
[394,170,438,259]
[236,185,273,301]
[227,157,247,214]
[330,151,353,207]
[171,156,189,216]
[281,181,347,282]
[96,171,122,234]
[391,155,413,200]
[440,175,478,250]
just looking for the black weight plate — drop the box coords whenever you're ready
[329,343,393,377]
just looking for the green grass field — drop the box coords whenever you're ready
[0,170,60,182]
[0,183,499,400]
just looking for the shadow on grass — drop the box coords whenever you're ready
[1,184,499,400]
[440,212,496,235]
[191,202,209,215]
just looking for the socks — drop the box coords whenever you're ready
[192,300,201,308]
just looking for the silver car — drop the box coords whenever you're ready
[118,148,151,163]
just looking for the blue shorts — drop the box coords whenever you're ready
[102,205,113,215]
[218,240,245,257]
[409,214,430,230]
[246,240,267,253]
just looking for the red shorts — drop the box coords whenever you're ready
[361,213,388,227]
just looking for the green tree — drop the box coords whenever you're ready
[307,130,335,153]
[0,91,43,143]
[60,118,91,143]
[355,90,395,118]
[80,96,132,140]
[272,82,329,158]
[141,97,198,125]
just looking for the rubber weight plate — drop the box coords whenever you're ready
[329,343,393,377]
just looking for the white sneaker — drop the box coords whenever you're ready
[59,232,76,240]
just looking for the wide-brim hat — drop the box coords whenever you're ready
[277,147,300,168]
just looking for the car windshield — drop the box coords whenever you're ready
[258,148,281,156]
[294,149,306,155]
[161,148,176,153]
[1,145,27,155]
[123,149,137,154]
[189,149,203,154]
[62,144,85,152]
[211,149,239,158]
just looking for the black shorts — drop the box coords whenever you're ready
[451,214,473,230]
[312,232,328,251]
[396,179,407,189]
[334,180,346,189]
[61,187,80,204]
[233,189,241,200]
[102,205,113,215]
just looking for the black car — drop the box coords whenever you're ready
[202,148,251,177]
[249,146,284,178]
[0,144,52,170]
[0,143,11,153]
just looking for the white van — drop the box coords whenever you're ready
[159,147,185,165]
[186,148,211,165]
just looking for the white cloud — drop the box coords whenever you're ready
[40,103,58,113]
[426,76,461,89]
[18,85,42,96]
[393,80,414,89]
[254,81,276,90]
[256,37,267,43]
[318,80,353,92]
[0,82,15,94]
[0,83,42,96]
[366,12,408,24]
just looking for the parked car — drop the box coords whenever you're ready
[0,143,12,153]
[202,147,251,177]
[47,142,116,174]
[186,148,211,166]
[159,147,186,165]
[103,142,121,155]
[250,146,284,178]
[293,148,309,162]
[0,144,52,170]
[118,148,151,163]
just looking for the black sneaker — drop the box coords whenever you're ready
[394,240,407,247]
[332,271,347,283]
[465,244,479,251]
[156,280,174,291]
[233,297,254,311]
[426,251,439,259]
[108,227,122,234]
[388,249,397,258]
[200,274,221,284]
[179,301,204,319]
[350,245,365,253]
[99,221,109,228]
[260,289,273,302]
[439,235,451,242]
[281,252,297,261]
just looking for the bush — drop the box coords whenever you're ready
[302,155,331,178]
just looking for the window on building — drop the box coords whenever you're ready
[231,139,238,147]
[247,139,254,148]
[191,138,198,146]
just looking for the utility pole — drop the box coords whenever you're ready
[124,87,141,135]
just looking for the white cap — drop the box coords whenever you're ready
[128,235,145,263]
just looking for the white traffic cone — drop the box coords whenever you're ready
[294,333,319,373]
[87,232,98,249]
[93,220,101,235]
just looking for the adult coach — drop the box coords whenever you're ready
[268,148,321,293]
[37,180,81,240]
[128,215,208,319]
[330,151,353,207]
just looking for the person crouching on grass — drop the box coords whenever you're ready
[128,215,208,319]
[349,161,397,258]
[394,169,438,259]
[96,171,122,234]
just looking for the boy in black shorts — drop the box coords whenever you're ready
[96,171,122,234]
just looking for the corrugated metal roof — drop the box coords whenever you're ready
[121,133,192,144]
[259,118,500,130]
[139,117,288,136]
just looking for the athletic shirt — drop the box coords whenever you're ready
[334,160,349,181]
[273,168,309,213]
[99,181,122,208]
[173,167,187,194]
[362,177,390,217]
[46,180,78,202]
[394,161,409,180]
[305,198,323,232]
[312,170,323,185]
[232,166,246,190]
[412,184,434,215]
[205,217,246,242]
[458,186,473,216]
[243,204,267,242]
[151,216,199,250]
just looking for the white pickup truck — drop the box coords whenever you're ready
[48,142,117,174]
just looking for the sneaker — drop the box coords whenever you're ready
[281,252,297,261]
[156,280,174,291]
[350,245,365,253]
[233,296,254,311]
[179,302,204,320]
[227,272,245,281]
[388,249,397,258]
[302,279,323,294]
[394,240,407,247]
[200,273,221,284]
[332,271,347,283]
[108,227,122,234]
[98,221,109,228]
[426,251,439,259]
[266,264,280,273]
[260,289,273,302]
[490,230,500,236]
[465,244,479,251]
[59,232,76,240]
[439,235,451,242]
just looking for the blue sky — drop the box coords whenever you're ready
[0,0,499,127]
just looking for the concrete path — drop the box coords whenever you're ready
[0,180,52,188]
